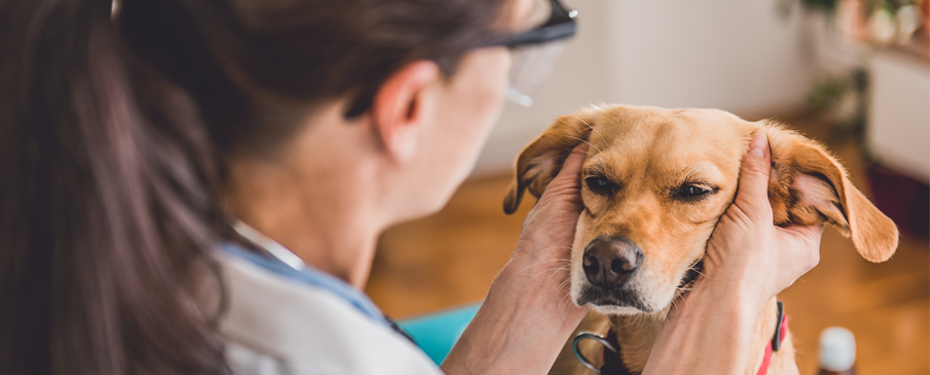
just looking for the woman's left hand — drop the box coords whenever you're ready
[441,144,590,375]
[643,133,823,375]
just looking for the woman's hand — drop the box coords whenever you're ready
[510,143,589,270]
[701,132,823,309]
[644,133,823,375]
[442,144,590,375]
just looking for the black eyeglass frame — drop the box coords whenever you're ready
[345,0,576,119]
[477,0,577,49]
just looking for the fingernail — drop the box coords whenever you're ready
[749,133,767,158]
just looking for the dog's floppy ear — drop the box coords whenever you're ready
[503,113,593,214]
[763,123,899,262]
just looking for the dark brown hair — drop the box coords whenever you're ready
[0,0,505,374]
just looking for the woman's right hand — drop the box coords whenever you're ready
[442,144,590,375]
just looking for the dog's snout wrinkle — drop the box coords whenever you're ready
[582,236,643,288]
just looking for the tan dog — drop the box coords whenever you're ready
[503,104,899,375]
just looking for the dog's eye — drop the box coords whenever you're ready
[677,184,712,199]
[585,176,616,194]
[684,185,708,196]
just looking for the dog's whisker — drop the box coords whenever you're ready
[538,266,571,284]
[534,245,574,253]
[575,116,607,144]
[514,256,571,273]
[690,269,710,281]
[532,199,574,214]
[557,283,571,299]
[516,258,571,274]
[560,296,575,312]
[557,288,576,311]
[527,263,571,281]
[543,266,571,280]
[565,135,603,154]
[555,279,574,310]
[528,266,570,282]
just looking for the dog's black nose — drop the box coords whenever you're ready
[583,236,643,288]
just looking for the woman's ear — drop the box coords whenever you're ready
[762,122,899,262]
[370,60,440,162]
[503,110,595,214]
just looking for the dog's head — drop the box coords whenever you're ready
[503,105,898,315]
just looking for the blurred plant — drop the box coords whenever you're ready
[806,68,869,144]
[777,0,834,17]
[802,0,841,12]
[791,0,915,15]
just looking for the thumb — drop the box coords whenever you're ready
[538,143,588,202]
[734,132,773,221]
[556,143,588,184]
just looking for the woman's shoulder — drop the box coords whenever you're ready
[215,247,442,375]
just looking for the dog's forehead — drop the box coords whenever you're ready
[589,106,754,172]
[592,106,745,144]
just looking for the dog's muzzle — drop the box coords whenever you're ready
[582,236,642,289]
[575,236,652,310]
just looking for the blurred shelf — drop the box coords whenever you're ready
[867,43,930,184]
[882,39,930,65]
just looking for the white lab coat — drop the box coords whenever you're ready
[216,250,444,375]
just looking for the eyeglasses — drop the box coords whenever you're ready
[479,0,578,107]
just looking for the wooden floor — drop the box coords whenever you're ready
[366,116,929,375]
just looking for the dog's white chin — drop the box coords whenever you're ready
[589,305,646,315]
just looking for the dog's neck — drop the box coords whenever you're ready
[607,308,669,373]
[605,279,694,372]
[607,264,699,372]
[606,298,780,374]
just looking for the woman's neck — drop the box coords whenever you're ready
[222,109,389,289]
[225,168,381,288]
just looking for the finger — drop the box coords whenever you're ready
[535,143,588,206]
[558,143,588,181]
[734,132,773,221]
[778,224,824,271]
[546,144,588,190]
[778,223,825,241]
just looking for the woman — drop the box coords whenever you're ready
[0,0,822,374]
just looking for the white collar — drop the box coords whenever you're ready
[229,218,307,271]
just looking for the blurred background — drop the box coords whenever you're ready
[366,0,929,374]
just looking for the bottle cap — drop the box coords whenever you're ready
[819,326,856,371]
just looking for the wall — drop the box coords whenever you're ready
[471,0,814,177]
[867,49,930,183]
